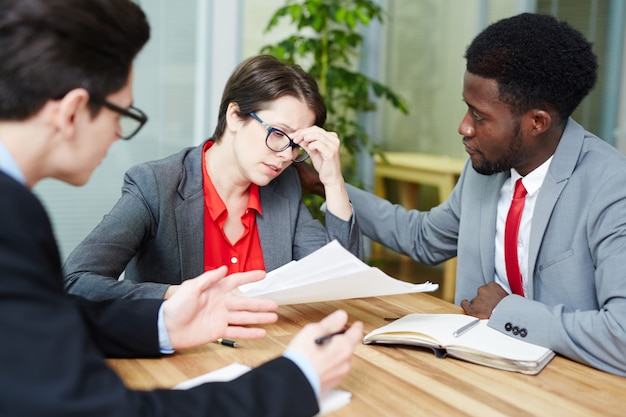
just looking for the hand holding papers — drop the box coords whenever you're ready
[239,240,438,305]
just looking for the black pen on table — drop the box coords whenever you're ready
[215,338,238,348]
[315,327,348,345]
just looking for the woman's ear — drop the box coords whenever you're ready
[54,88,90,140]
[225,102,245,133]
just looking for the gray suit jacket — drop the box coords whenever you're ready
[64,142,361,300]
[347,119,626,376]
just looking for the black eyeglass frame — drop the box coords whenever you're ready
[100,100,148,141]
[249,112,309,162]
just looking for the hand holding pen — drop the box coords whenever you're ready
[285,310,363,394]
[315,327,349,345]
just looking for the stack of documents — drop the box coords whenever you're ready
[239,240,438,305]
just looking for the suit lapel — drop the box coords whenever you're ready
[258,182,292,271]
[176,144,205,280]
[527,118,584,297]
[480,173,508,285]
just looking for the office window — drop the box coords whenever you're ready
[35,1,210,259]
[377,0,624,155]
[537,0,624,145]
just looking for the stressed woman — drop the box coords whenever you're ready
[63,55,361,300]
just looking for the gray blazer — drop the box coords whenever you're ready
[64,142,362,300]
[346,119,626,376]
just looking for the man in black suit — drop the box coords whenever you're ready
[0,1,363,416]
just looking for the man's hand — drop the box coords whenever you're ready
[162,266,278,350]
[460,282,508,319]
[286,310,363,394]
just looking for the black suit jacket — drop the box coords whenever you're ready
[0,171,318,417]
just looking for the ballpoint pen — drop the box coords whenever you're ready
[452,318,480,338]
[315,327,348,345]
[215,338,239,348]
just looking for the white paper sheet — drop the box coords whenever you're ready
[239,240,438,304]
[173,362,351,416]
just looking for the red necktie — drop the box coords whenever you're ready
[504,178,527,296]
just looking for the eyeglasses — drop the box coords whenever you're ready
[101,100,148,140]
[249,112,309,162]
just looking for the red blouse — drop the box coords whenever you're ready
[201,141,265,274]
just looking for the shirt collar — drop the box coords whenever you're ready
[0,140,26,185]
[510,155,553,196]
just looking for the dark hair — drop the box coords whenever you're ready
[465,13,597,123]
[0,0,150,120]
[211,55,326,141]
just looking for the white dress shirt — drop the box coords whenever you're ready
[0,140,26,184]
[494,156,553,295]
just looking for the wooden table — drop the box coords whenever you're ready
[373,152,467,302]
[108,293,626,417]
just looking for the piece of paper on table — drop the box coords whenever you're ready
[239,240,438,305]
[172,362,251,389]
[173,362,350,416]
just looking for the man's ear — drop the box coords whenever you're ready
[527,109,552,136]
[53,88,91,140]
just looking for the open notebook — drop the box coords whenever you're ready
[363,314,555,375]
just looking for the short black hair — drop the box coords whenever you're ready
[465,13,597,123]
[0,0,150,120]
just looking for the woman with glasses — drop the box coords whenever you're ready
[63,54,361,300]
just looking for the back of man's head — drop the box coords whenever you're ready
[465,13,597,123]
[0,0,150,120]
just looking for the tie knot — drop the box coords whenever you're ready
[513,178,527,199]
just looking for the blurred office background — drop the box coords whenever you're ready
[36,0,626,265]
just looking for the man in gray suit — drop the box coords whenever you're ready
[301,13,626,376]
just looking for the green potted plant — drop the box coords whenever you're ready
[260,0,408,219]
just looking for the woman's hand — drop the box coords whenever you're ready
[293,127,352,220]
